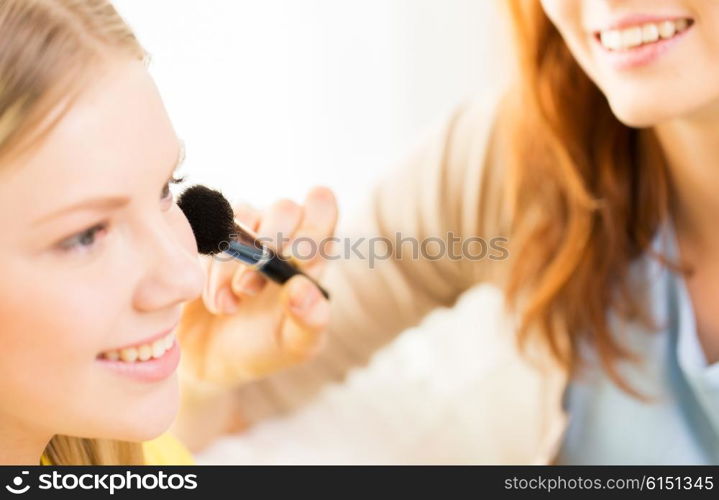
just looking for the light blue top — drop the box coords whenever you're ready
[556,219,719,464]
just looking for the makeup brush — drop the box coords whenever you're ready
[177,184,330,300]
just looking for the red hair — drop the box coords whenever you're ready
[502,1,689,397]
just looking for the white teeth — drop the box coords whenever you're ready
[642,24,659,43]
[138,344,152,362]
[120,348,138,363]
[598,18,691,51]
[621,26,643,48]
[600,30,622,50]
[101,330,175,363]
[658,20,676,39]
[151,338,165,359]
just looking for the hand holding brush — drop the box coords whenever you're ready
[174,184,338,391]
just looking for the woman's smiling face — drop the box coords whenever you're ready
[540,0,719,126]
[0,58,204,443]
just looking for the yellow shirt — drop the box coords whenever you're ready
[142,432,195,465]
[39,432,195,465]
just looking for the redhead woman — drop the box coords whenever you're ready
[210,0,719,464]
[0,0,335,465]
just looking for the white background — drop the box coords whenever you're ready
[114,0,510,213]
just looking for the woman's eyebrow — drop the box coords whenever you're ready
[32,140,186,226]
[33,195,131,226]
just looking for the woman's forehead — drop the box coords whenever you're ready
[0,59,179,226]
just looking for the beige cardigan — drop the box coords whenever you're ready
[233,94,571,464]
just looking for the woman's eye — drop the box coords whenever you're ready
[57,223,108,253]
[55,175,186,255]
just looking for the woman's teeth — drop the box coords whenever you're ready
[100,331,175,362]
[598,18,691,51]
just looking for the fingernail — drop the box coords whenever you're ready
[216,287,239,315]
[233,272,263,296]
[289,279,321,313]
[304,295,330,329]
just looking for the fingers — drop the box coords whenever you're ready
[233,203,262,230]
[202,202,262,314]
[288,186,339,273]
[230,198,304,299]
[255,198,304,251]
[279,274,330,360]
[203,188,337,316]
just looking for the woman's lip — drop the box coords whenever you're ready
[592,22,692,70]
[591,13,693,32]
[96,338,181,383]
[98,321,179,354]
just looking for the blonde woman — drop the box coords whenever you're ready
[200,0,719,464]
[0,0,334,465]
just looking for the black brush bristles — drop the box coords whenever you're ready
[176,185,236,255]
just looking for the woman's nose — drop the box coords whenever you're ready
[132,214,205,313]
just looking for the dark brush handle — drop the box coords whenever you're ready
[259,252,331,300]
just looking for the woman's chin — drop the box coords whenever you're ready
[608,101,667,128]
[100,384,180,442]
[110,415,177,443]
[606,92,719,128]
[125,415,176,442]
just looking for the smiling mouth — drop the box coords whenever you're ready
[97,329,176,363]
[595,17,693,52]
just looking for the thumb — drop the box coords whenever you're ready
[279,274,330,359]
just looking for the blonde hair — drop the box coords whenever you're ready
[0,0,148,464]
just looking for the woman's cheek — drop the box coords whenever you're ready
[540,0,582,33]
[169,204,200,255]
[0,266,104,427]
[539,1,596,78]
